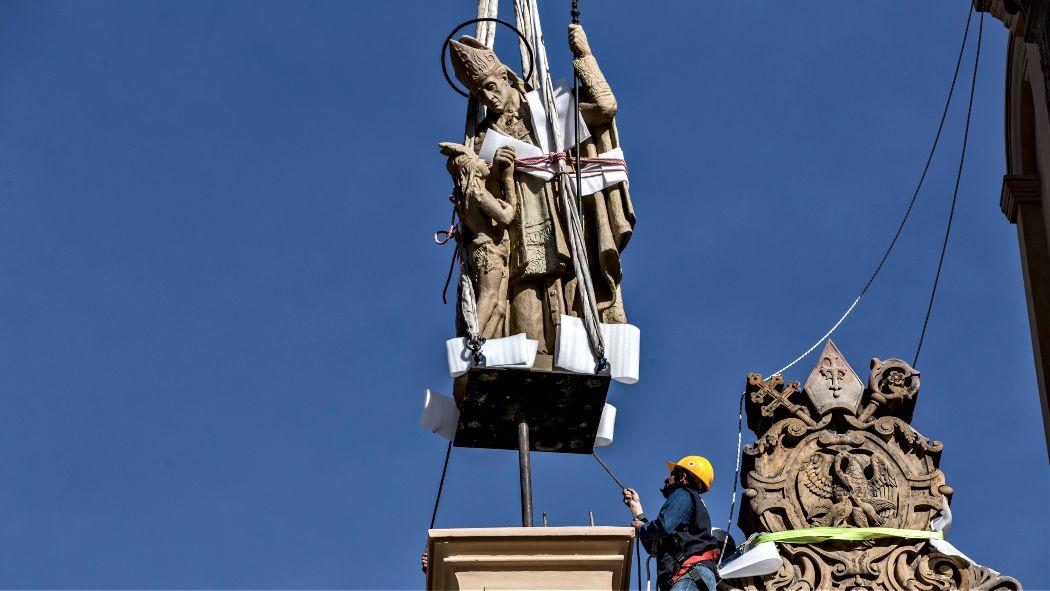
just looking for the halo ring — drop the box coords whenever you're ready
[441,17,534,98]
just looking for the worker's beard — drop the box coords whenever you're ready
[660,481,681,499]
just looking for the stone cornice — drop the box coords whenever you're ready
[1001,174,1043,222]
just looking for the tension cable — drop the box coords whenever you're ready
[429,441,454,531]
[914,10,984,367]
[721,1,979,560]
[769,3,975,379]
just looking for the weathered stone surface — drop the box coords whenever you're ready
[426,526,635,590]
[723,342,1021,590]
[441,25,634,355]
[802,340,864,416]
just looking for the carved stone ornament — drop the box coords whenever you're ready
[803,340,864,416]
[722,342,1021,590]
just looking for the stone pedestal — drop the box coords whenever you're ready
[426,526,636,590]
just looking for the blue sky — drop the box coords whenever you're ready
[1,1,1047,588]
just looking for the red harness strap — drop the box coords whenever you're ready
[670,549,720,584]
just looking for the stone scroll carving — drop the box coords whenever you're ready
[722,340,1021,590]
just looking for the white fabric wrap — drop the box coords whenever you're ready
[419,389,460,441]
[717,541,782,579]
[554,314,640,383]
[928,503,998,575]
[477,85,626,194]
[445,332,539,377]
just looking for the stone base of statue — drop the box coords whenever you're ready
[426,526,636,591]
[718,341,1021,591]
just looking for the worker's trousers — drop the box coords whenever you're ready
[669,564,718,591]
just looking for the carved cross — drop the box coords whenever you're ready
[748,374,816,426]
[819,354,848,395]
[760,381,798,416]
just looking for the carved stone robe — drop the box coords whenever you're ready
[462,74,635,354]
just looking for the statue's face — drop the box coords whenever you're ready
[476,68,514,113]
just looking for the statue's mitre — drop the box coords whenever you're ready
[449,35,503,92]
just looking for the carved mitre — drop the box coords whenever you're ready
[803,340,864,416]
[448,35,503,92]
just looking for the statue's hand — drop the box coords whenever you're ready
[492,145,516,178]
[578,96,617,124]
[568,24,591,58]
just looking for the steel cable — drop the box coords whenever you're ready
[914,10,984,368]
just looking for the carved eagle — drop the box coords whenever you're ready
[799,451,898,527]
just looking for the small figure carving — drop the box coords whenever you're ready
[440,142,518,337]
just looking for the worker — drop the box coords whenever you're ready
[622,455,720,591]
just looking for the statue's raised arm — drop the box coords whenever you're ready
[569,24,616,126]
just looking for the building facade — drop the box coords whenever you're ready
[979,0,1050,456]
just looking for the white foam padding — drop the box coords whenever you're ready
[554,314,640,384]
[445,333,539,377]
[419,389,460,441]
[717,541,782,579]
[594,403,616,448]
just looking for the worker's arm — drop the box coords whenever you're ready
[636,489,693,553]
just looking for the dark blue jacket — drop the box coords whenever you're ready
[638,488,718,591]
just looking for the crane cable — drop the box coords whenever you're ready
[720,3,983,562]
[915,10,984,367]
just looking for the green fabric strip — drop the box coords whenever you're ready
[750,527,944,546]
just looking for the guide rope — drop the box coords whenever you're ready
[429,441,454,531]
[768,3,975,380]
[513,151,628,176]
[914,10,984,368]
[720,2,980,560]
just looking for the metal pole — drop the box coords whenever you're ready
[517,421,534,527]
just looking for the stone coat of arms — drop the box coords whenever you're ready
[720,341,1020,591]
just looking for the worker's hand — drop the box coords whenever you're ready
[421,552,428,573]
[622,487,643,515]
[492,145,516,179]
[631,519,645,529]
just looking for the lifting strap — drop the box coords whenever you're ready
[513,0,607,368]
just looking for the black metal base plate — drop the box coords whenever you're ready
[452,363,611,454]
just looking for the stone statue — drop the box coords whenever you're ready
[722,340,1020,590]
[439,142,517,337]
[442,24,635,355]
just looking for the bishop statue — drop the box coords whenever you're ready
[441,24,634,356]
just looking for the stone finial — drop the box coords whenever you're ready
[803,340,864,416]
[859,357,921,422]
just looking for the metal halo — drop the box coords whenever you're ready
[441,17,534,98]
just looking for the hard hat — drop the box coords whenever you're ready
[667,455,714,490]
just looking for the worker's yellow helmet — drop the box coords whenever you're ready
[667,455,714,490]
